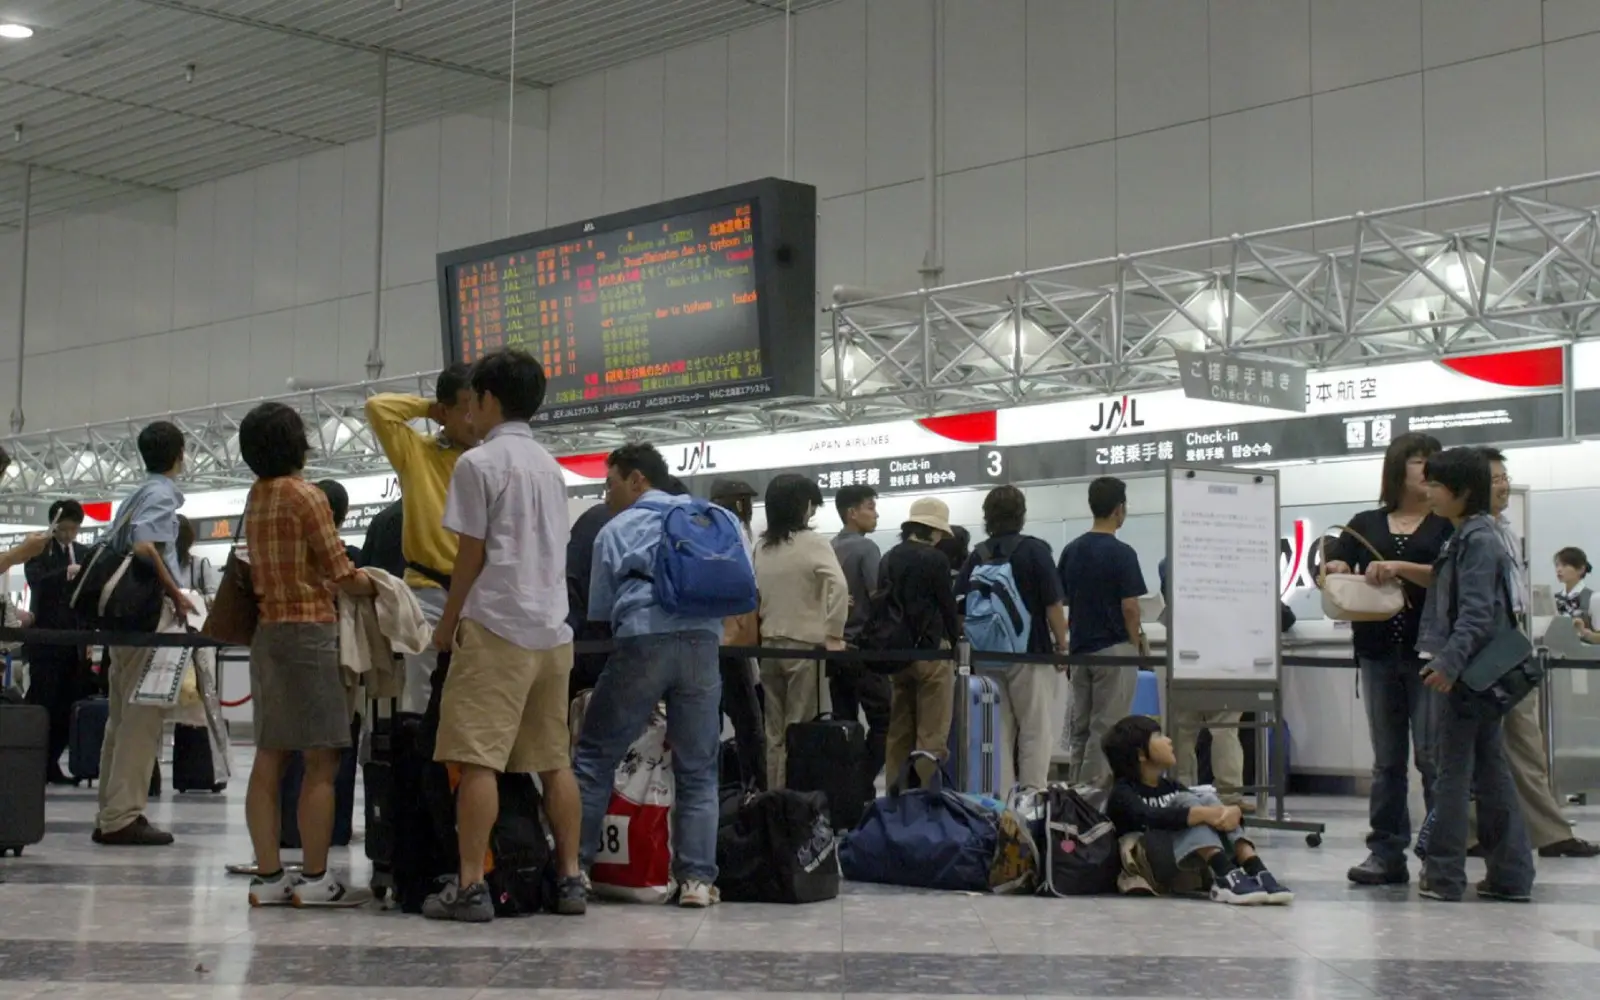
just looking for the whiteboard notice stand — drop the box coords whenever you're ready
[1165,465,1325,846]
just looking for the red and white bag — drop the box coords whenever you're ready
[591,712,675,903]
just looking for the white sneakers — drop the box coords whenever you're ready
[678,879,720,909]
[248,870,364,909]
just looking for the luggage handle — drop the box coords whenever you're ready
[893,750,951,797]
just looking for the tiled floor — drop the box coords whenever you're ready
[4,750,1600,999]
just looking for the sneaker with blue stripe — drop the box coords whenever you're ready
[1210,869,1270,905]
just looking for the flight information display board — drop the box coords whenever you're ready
[439,178,817,425]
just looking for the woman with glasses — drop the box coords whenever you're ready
[1321,432,1452,887]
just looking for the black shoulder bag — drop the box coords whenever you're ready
[1447,558,1542,721]
[68,487,165,633]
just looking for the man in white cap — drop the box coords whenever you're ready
[874,498,962,790]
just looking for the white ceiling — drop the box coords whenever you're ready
[0,0,830,227]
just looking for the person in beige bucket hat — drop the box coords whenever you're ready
[873,496,963,789]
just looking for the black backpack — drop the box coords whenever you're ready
[860,584,918,666]
[717,788,840,904]
[485,773,557,916]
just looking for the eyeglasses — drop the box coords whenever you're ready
[1491,474,1512,486]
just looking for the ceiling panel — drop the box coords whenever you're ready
[0,0,834,226]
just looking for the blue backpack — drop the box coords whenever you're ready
[964,537,1032,653]
[634,498,758,619]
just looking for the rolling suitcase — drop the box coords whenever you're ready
[785,664,870,832]
[172,723,227,793]
[0,702,48,855]
[948,673,1003,796]
[68,696,108,784]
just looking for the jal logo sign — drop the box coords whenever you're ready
[674,443,717,475]
[1090,396,1145,435]
[1279,518,1340,597]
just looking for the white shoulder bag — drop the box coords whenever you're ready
[1319,526,1407,622]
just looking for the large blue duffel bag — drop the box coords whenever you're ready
[839,752,997,893]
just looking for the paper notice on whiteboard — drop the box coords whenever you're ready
[1169,474,1279,681]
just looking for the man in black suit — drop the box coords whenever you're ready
[24,500,95,784]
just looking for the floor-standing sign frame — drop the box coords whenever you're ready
[1165,464,1326,846]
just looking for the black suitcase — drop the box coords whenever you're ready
[785,666,870,833]
[280,715,359,849]
[0,703,48,855]
[172,723,227,793]
[68,696,108,784]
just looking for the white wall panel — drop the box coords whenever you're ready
[1116,0,1209,136]
[1025,141,1118,278]
[1210,99,1313,245]
[248,310,295,398]
[794,0,866,199]
[207,318,252,405]
[381,119,442,288]
[602,57,666,214]
[292,300,340,386]
[546,74,607,226]
[1025,0,1116,155]
[1310,75,1424,225]
[382,282,442,376]
[942,0,1026,174]
[726,18,788,186]
[1209,0,1311,116]
[210,172,256,323]
[337,294,375,384]
[167,325,211,412]
[130,210,176,339]
[56,214,99,351]
[941,160,1026,285]
[91,214,134,346]
[1310,0,1421,92]
[1422,0,1542,68]
[1544,0,1600,41]
[437,112,496,255]
[22,349,65,431]
[1116,122,1211,257]
[0,232,17,358]
[115,333,169,421]
[663,37,730,200]
[295,148,345,307]
[489,94,550,239]
[340,137,377,300]
[866,0,932,190]
[817,193,865,307]
[24,220,62,354]
[1542,33,1600,185]
[863,181,927,292]
[1423,48,1546,228]
[252,160,300,315]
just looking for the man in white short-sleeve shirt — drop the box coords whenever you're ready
[425,349,588,923]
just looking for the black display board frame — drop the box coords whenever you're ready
[436,177,817,426]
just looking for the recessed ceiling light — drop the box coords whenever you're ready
[0,24,34,39]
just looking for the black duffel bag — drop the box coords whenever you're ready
[717,788,840,904]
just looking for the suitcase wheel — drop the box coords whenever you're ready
[212,783,227,794]
[2,846,22,857]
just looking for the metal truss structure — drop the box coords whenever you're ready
[8,170,1600,501]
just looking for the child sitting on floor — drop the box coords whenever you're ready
[1101,715,1293,905]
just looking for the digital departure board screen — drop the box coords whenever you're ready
[439,178,817,426]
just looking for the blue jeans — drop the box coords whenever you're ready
[1360,651,1438,864]
[573,630,723,883]
[1422,702,1536,898]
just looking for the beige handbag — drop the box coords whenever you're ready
[1319,526,1407,622]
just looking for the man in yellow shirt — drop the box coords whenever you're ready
[366,363,478,711]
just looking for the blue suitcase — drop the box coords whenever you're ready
[948,673,1003,796]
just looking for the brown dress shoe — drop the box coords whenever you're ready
[94,816,174,846]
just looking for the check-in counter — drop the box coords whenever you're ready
[1540,616,1600,800]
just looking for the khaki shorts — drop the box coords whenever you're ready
[434,618,574,774]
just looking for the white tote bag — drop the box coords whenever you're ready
[1319,527,1406,623]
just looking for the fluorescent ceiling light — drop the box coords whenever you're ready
[964,314,1072,376]
[820,341,898,394]
[1149,288,1287,353]
[0,24,34,39]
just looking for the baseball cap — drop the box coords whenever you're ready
[709,478,759,502]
